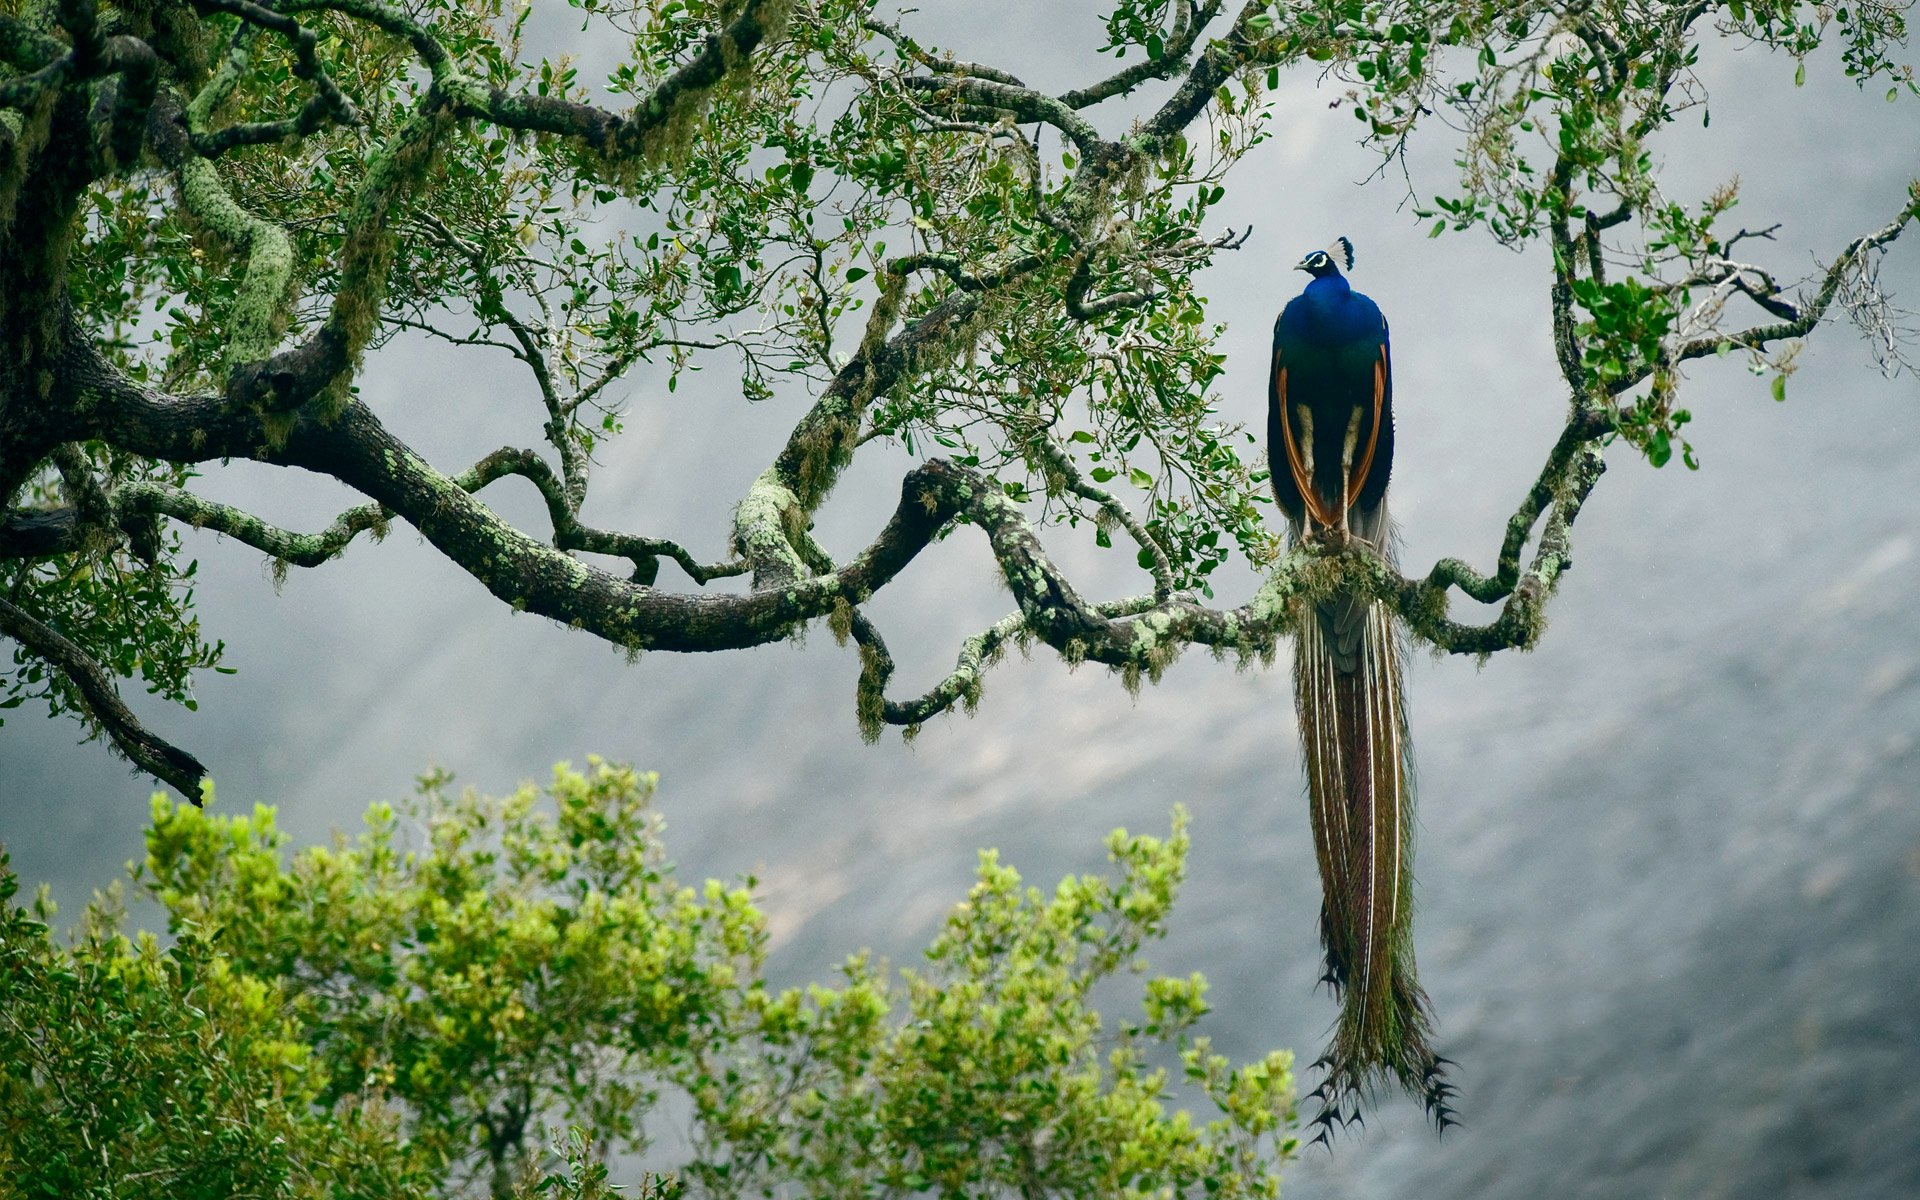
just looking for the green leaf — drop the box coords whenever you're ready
[1647,428,1672,467]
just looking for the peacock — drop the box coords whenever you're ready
[1268,236,1454,1139]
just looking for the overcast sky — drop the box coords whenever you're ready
[4,5,1919,1197]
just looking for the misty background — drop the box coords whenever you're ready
[5,5,1918,1197]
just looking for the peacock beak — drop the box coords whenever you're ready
[1294,259,1312,273]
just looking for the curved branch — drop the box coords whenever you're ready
[899,75,1103,153]
[1665,185,1920,374]
[1060,0,1224,110]
[1064,251,1156,320]
[187,0,359,157]
[113,451,745,588]
[148,92,297,370]
[79,289,1609,736]
[0,594,206,799]
[1424,407,1610,604]
[0,16,65,71]
[1399,441,1607,655]
[1133,0,1273,153]
[115,481,388,568]
[303,0,793,167]
[847,606,1027,737]
[862,16,1027,87]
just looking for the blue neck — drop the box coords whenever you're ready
[1305,273,1350,300]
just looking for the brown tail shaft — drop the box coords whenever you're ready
[1293,586,1454,1140]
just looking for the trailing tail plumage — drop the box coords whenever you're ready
[1267,238,1453,1139]
[1291,517,1454,1142]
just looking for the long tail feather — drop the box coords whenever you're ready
[1292,552,1453,1134]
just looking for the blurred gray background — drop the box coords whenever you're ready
[4,5,1918,1197]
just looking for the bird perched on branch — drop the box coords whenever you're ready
[1268,236,1453,1139]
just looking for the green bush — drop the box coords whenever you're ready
[1,760,1296,1198]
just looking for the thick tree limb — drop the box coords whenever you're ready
[0,507,83,559]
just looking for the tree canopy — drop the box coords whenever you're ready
[1,0,1915,793]
[0,760,1298,1197]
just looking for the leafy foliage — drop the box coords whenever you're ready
[1,448,227,729]
[0,859,430,1197]
[0,759,1298,1197]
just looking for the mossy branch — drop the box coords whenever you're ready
[114,480,388,568]
[113,449,743,587]
[185,5,359,157]
[171,156,293,366]
[146,86,296,372]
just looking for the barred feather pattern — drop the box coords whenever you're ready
[1292,519,1455,1141]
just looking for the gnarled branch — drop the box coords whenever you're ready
[0,594,206,798]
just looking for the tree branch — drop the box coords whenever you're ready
[114,482,389,569]
[299,0,794,167]
[0,507,83,559]
[1059,1,1225,110]
[0,593,206,798]
[899,75,1104,153]
[186,0,359,157]
[1133,0,1273,153]
[1665,185,1920,374]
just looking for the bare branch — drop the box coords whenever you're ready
[1667,187,1920,374]
[862,16,1028,87]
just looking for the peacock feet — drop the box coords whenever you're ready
[1309,525,1352,552]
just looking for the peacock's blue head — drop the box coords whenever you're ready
[1295,236,1355,279]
